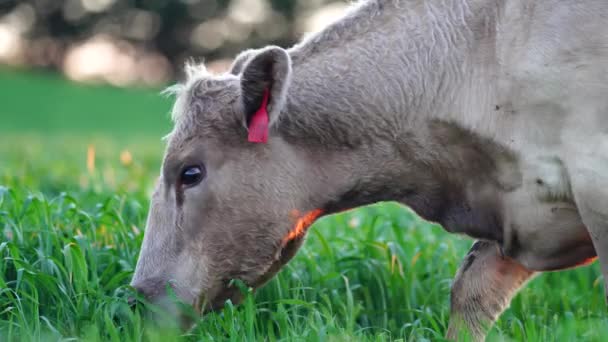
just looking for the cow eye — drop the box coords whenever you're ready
[180,165,205,187]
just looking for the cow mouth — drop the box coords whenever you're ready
[201,285,243,313]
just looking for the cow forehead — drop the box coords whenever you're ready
[167,69,240,125]
[162,80,242,154]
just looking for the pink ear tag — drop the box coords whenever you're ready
[248,90,270,143]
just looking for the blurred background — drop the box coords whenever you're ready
[0,0,348,87]
[0,0,349,143]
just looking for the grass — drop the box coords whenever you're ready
[0,68,172,137]
[1,70,608,341]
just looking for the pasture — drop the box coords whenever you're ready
[1,69,607,341]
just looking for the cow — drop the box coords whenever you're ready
[130,0,608,340]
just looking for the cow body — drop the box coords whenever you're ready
[289,0,606,277]
[131,1,608,340]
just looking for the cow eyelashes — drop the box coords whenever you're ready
[179,165,206,187]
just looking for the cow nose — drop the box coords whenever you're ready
[128,283,146,309]
[130,278,166,303]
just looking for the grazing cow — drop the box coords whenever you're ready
[130,0,608,340]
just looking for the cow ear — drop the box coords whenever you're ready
[240,46,292,129]
[229,49,257,75]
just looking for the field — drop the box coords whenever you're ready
[1,69,607,341]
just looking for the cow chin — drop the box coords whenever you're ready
[200,237,306,315]
[254,236,307,288]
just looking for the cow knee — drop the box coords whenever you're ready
[448,242,504,339]
[448,241,534,341]
[450,242,494,311]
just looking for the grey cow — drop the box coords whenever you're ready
[131,0,608,340]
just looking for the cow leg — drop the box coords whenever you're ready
[578,210,608,302]
[568,148,608,302]
[447,241,535,341]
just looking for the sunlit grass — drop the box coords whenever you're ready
[1,135,607,341]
